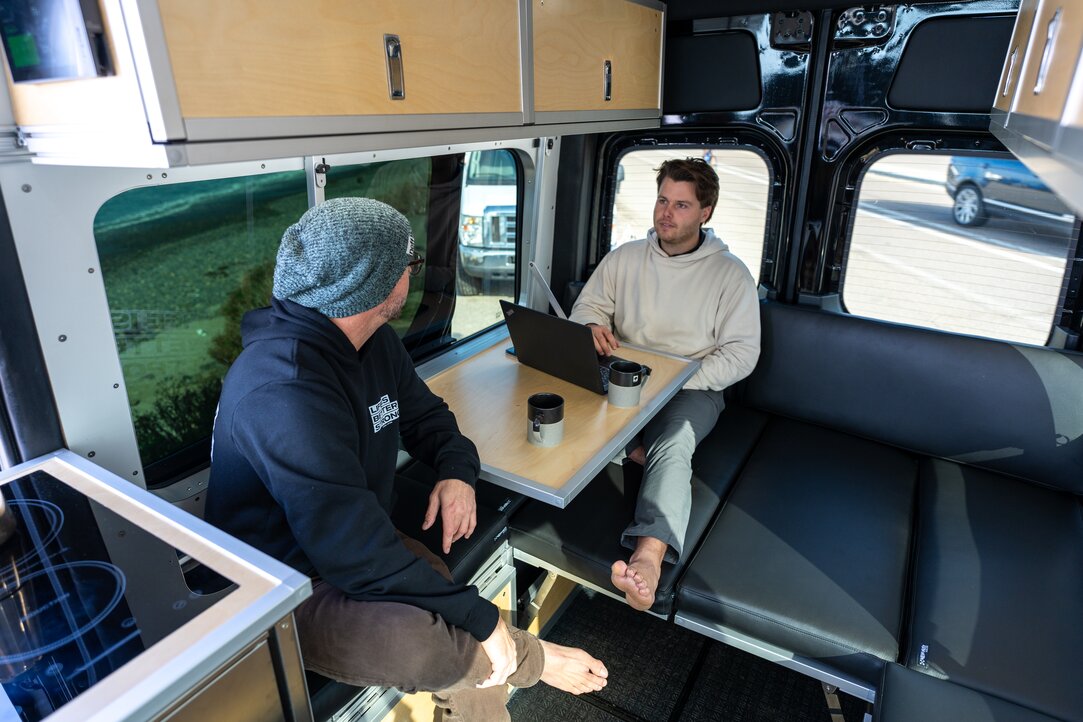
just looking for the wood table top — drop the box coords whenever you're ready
[425,336,698,506]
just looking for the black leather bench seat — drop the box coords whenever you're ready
[875,664,1064,722]
[509,405,768,614]
[905,459,1083,721]
[677,416,918,686]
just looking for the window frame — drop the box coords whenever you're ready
[834,141,1083,348]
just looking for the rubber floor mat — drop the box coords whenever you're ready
[509,589,871,722]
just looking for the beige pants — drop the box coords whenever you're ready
[295,532,545,722]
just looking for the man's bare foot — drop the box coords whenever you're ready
[610,559,659,611]
[539,640,608,695]
[627,445,646,465]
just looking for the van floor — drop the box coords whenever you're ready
[509,589,870,721]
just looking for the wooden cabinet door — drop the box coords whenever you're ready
[532,0,663,119]
[158,0,522,133]
[1013,0,1083,122]
[993,0,1040,115]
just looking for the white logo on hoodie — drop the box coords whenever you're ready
[369,394,399,433]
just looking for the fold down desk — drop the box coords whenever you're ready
[424,335,699,507]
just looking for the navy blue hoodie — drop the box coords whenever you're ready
[206,298,498,640]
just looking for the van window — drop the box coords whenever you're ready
[465,149,517,185]
[94,151,520,475]
[842,152,1079,345]
[610,147,769,276]
[94,171,308,473]
[453,150,517,337]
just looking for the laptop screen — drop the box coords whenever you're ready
[500,301,608,394]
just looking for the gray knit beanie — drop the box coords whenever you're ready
[272,198,412,318]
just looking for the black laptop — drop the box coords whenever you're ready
[500,300,623,394]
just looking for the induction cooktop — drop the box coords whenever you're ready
[0,450,311,722]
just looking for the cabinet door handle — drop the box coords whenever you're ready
[385,34,405,100]
[1034,8,1061,95]
[603,59,612,101]
[1002,46,1018,97]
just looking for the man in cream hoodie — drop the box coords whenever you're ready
[570,157,761,611]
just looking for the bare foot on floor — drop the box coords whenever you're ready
[627,445,646,466]
[539,640,608,695]
[610,558,659,611]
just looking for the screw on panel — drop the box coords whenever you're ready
[87,451,95,458]
[58,334,67,342]
[88,268,95,273]
[146,174,152,180]
[113,383,119,388]
[20,184,31,193]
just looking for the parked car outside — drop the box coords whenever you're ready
[945,156,1074,227]
[457,150,517,294]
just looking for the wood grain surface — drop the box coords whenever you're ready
[426,337,692,491]
[159,0,522,118]
[533,0,662,112]
[1013,1,1083,121]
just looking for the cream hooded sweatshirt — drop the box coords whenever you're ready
[569,228,760,392]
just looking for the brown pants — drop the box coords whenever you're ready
[295,533,545,721]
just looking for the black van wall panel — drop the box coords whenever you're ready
[888,15,1015,112]
[664,32,762,113]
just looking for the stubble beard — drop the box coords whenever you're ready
[379,294,406,322]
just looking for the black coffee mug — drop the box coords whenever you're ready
[608,360,651,407]
[527,393,564,446]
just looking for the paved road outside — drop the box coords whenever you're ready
[848,155,1074,345]
[451,287,512,340]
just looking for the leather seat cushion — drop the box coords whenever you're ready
[678,418,917,685]
[906,459,1083,721]
[876,663,1063,722]
[509,405,768,614]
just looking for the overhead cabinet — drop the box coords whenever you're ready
[154,0,524,141]
[990,0,1083,216]
[532,0,664,123]
[7,0,524,143]
[1,0,665,167]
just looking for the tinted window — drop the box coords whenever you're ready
[94,152,521,474]
[842,152,1078,344]
[95,171,307,472]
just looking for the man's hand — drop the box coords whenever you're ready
[423,478,477,554]
[586,323,620,356]
[477,617,517,688]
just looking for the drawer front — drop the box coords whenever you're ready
[533,0,662,114]
[159,0,522,120]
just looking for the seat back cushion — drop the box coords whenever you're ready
[742,303,1083,493]
[876,664,1064,722]
[907,459,1083,721]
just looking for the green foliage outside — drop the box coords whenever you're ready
[94,161,434,469]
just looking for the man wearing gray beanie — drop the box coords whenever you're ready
[207,198,607,720]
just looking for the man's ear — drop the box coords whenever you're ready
[701,205,714,224]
